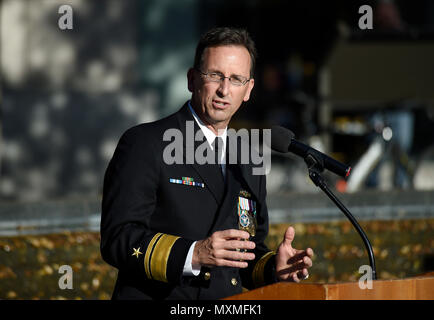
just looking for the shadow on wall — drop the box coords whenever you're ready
[0,0,198,201]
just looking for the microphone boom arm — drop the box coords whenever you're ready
[304,152,377,281]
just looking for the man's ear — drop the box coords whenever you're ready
[243,78,255,102]
[187,68,195,93]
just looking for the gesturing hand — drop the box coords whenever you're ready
[275,226,314,282]
[192,229,256,268]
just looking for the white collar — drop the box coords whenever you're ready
[187,101,227,150]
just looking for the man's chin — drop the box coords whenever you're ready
[208,109,229,120]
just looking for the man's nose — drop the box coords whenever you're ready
[217,78,230,96]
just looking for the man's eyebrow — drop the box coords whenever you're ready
[206,69,223,74]
[207,69,247,78]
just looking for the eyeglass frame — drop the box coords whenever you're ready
[196,69,251,86]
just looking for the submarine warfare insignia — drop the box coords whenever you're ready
[239,190,252,198]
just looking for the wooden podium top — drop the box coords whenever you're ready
[224,274,434,300]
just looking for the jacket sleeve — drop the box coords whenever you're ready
[100,126,194,285]
[239,173,278,289]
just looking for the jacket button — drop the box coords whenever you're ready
[204,272,211,281]
[231,278,238,286]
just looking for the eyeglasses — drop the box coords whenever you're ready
[197,69,250,86]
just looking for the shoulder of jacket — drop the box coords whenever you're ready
[121,113,179,143]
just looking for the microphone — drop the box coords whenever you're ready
[271,126,376,279]
[271,126,351,179]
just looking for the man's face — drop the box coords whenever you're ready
[188,45,254,130]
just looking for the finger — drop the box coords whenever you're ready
[286,259,310,275]
[282,226,295,247]
[298,256,312,268]
[297,268,309,280]
[218,229,250,240]
[220,250,255,262]
[215,259,249,269]
[294,247,314,256]
[276,258,305,280]
[224,240,256,251]
[286,250,312,265]
[303,255,313,268]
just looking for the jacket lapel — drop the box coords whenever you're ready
[234,133,261,201]
[208,161,241,234]
[239,163,261,200]
[208,135,254,234]
[175,103,225,204]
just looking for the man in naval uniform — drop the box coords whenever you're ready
[100,27,314,300]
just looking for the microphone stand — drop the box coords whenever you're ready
[304,152,377,280]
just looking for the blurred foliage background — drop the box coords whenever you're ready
[1,219,433,299]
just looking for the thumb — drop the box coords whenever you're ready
[282,226,295,248]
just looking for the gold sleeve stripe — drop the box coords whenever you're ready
[252,251,275,288]
[150,234,180,282]
[144,233,163,279]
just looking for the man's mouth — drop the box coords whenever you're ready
[212,100,229,109]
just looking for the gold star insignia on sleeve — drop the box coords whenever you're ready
[132,247,143,258]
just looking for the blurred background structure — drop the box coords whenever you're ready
[1,0,434,299]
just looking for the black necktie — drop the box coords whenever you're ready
[213,136,224,180]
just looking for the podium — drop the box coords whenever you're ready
[224,274,434,300]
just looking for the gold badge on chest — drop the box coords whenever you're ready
[237,190,257,237]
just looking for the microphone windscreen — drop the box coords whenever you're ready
[271,126,295,153]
